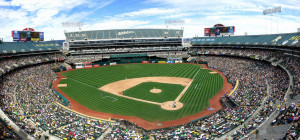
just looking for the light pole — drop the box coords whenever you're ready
[263,6,281,34]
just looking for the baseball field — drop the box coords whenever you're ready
[55,63,228,128]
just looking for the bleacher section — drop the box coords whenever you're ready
[65,29,183,41]
[191,32,300,47]
[0,42,61,54]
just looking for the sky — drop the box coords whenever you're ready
[0,0,300,41]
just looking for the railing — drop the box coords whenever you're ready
[227,80,239,96]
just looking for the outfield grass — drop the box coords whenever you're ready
[59,63,224,122]
[123,82,184,103]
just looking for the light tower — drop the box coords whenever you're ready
[263,6,281,34]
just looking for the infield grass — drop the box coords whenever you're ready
[123,82,184,103]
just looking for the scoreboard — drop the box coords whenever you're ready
[204,26,235,36]
[12,30,44,42]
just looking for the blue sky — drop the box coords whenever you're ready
[0,0,299,41]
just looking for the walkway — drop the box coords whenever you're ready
[98,127,112,140]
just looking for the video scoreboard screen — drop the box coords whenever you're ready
[204,26,235,36]
[12,30,44,42]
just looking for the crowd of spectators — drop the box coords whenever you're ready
[65,55,103,64]
[280,54,300,97]
[0,48,297,139]
[0,118,20,139]
[192,48,300,139]
[147,51,190,58]
[0,53,65,74]
[0,62,114,139]
[272,102,299,126]
[50,117,111,139]
[285,122,299,140]
[195,48,299,99]
[276,102,300,140]
[194,48,283,59]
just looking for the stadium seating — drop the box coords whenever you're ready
[134,29,143,38]
[192,32,300,47]
[109,30,117,39]
[147,29,156,38]
[0,42,61,54]
[65,29,183,40]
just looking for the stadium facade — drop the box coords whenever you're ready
[64,29,184,55]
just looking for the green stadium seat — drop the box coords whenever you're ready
[275,33,295,46]
[147,29,156,37]
[103,30,109,39]
[97,30,104,39]
[153,29,162,37]
[110,30,117,39]
[140,29,150,38]
[135,29,144,38]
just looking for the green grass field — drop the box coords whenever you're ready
[123,82,184,103]
[59,63,224,122]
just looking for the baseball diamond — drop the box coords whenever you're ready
[53,63,232,129]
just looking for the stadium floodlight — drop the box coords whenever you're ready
[263,6,281,15]
[263,6,281,34]
[165,20,185,25]
[62,22,83,31]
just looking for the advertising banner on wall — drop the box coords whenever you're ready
[228,26,235,35]
[215,27,220,35]
[67,67,72,70]
[39,32,44,41]
[12,31,19,41]
[84,65,93,68]
[204,28,210,36]
[110,62,117,65]
[93,64,100,67]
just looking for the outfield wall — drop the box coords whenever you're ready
[69,56,187,69]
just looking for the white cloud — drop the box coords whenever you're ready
[112,8,177,18]
[0,0,114,41]
[1,0,299,41]
[141,0,300,38]
[82,20,151,31]
[0,0,10,6]
[9,0,87,12]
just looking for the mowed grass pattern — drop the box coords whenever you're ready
[123,82,185,103]
[59,64,224,122]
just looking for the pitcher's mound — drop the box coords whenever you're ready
[161,101,183,110]
[150,89,162,93]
